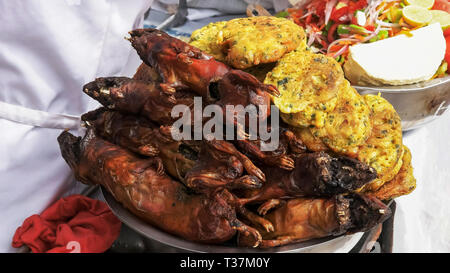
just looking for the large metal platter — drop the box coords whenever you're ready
[101,187,363,253]
[354,76,450,131]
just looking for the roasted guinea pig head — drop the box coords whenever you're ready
[237,151,377,208]
[81,108,160,157]
[82,76,189,126]
[128,28,230,101]
[81,108,197,181]
[292,152,377,196]
[57,129,263,245]
[238,193,391,248]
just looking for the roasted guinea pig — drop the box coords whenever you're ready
[57,129,263,245]
[82,108,266,193]
[128,28,278,123]
[128,28,230,100]
[238,151,377,210]
[81,108,196,180]
[82,76,197,126]
[238,193,391,248]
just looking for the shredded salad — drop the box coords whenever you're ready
[279,0,450,75]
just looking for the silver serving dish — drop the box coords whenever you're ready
[354,76,450,131]
[101,187,363,253]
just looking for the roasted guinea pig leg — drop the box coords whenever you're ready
[57,129,262,245]
[205,139,265,182]
[235,127,307,171]
[184,142,264,193]
[214,69,277,126]
[237,152,377,211]
[83,76,196,126]
[238,193,391,248]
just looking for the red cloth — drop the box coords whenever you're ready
[12,194,121,253]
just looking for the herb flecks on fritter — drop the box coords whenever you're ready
[266,50,343,128]
[291,93,404,192]
[189,21,228,61]
[309,81,372,157]
[366,145,416,201]
[189,16,306,69]
[357,94,404,192]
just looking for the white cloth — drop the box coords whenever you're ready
[0,0,152,253]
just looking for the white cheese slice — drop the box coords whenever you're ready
[343,23,446,86]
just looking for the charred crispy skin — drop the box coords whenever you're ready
[238,193,391,248]
[58,129,264,245]
[83,77,197,126]
[129,28,231,101]
[238,152,377,211]
[82,109,266,192]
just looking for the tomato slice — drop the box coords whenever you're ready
[348,0,368,15]
[331,7,349,22]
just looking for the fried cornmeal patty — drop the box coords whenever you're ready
[189,21,228,61]
[357,94,404,192]
[292,93,403,192]
[267,50,344,128]
[366,145,416,200]
[309,81,372,157]
[189,16,306,69]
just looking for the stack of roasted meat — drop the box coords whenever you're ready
[58,28,392,248]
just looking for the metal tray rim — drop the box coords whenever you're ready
[353,75,450,94]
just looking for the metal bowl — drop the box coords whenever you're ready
[354,76,450,131]
[101,187,363,253]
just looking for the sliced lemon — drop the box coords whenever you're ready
[402,5,433,27]
[404,0,435,10]
[430,10,450,30]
